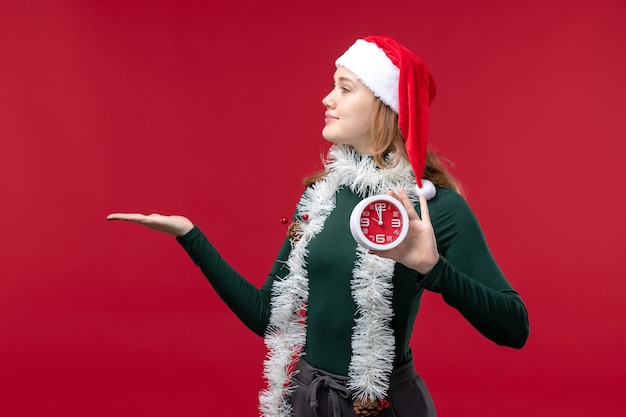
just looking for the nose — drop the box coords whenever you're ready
[322,90,335,109]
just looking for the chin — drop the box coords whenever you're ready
[321,129,339,144]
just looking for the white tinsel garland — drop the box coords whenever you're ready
[259,145,435,416]
[348,245,396,401]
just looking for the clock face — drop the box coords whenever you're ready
[350,195,409,250]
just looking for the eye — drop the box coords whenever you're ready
[330,82,350,93]
[336,84,350,93]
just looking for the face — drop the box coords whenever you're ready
[322,66,377,155]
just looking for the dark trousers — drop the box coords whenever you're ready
[290,358,436,417]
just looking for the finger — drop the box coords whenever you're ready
[107,213,132,221]
[386,189,400,199]
[369,249,390,260]
[396,187,420,220]
[106,213,148,222]
[417,194,432,223]
[370,246,403,263]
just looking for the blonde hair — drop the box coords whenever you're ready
[304,99,463,195]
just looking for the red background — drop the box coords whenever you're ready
[1,0,625,416]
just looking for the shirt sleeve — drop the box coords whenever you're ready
[418,189,530,348]
[176,226,292,337]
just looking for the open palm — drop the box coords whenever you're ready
[106,212,194,237]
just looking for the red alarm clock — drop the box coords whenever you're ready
[350,195,409,251]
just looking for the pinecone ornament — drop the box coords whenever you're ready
[353,398,391,416]
[287,220,303,241]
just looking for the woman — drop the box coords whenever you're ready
[108,36,529,417]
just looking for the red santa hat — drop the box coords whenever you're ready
[335,36,436,189]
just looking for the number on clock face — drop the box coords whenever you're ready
[360,200,404,245]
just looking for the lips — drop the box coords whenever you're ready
[325,113,339,122]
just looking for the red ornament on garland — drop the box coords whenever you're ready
[378,399,391,411]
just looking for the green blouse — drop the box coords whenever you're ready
[177,186,529,375]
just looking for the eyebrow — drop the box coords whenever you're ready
[337,76,357,85]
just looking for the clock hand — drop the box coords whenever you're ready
[376,205,383,225]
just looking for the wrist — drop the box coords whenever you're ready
[176,224,194,237]
[415,254,440,275]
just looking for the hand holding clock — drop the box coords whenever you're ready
[106,212,194,237]
[369,188,440,275]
